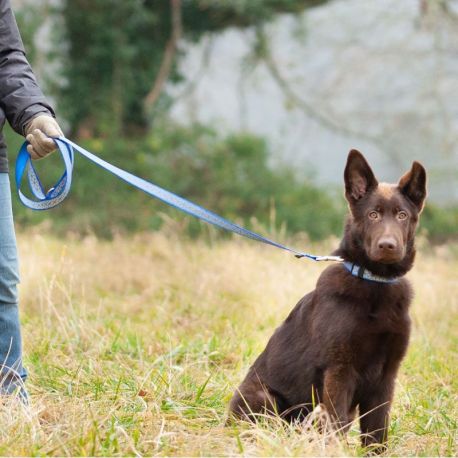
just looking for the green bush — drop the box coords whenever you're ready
[8,124,345,240]
[421,204,458,242]
[6,123,457,242]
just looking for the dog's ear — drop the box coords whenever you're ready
[344,149,378,205]
[398,161,427,212]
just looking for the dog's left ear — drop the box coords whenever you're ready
[398,161,427,212]
[344,149,378,205]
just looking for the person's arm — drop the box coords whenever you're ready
[0,0,62,159]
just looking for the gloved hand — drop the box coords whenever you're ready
[24,114,64,160]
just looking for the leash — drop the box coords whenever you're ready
[15,137,343,263]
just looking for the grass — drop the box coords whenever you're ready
[0,228,456,456]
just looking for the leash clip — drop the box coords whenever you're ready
[314,255,344,262]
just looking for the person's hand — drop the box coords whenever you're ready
[24,114,64,160]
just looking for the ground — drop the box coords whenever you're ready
[0,230,456,456]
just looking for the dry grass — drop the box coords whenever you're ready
[0,229,456,456]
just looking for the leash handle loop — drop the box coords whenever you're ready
[15,138,73,210]
[15,137,343,263]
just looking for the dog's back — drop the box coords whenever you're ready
[229,150,427,452]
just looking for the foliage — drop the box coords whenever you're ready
[56,0,329,135]
[8,124,345,240]
[14,6,41,64]
[59,0,163,136]
[137,124,345,239]
[181,0,328,35]
[5,124,456,244]
[7,123,458,242]
[421,204,458,242]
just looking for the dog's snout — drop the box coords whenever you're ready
[378,237,397,251]
[370,234,405,263]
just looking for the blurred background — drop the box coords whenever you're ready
[8,0,458,241]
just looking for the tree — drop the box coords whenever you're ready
[58,0,329,137]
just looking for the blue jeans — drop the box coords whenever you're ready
[0,173,27,400]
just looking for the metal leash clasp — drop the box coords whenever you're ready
[313,255,344,262]
[294,254,344,262]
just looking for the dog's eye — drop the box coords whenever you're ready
[369,211,379,220]
[398,211,408,220]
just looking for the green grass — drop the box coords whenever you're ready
[0,231,456,456]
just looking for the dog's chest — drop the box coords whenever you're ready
[348,295,411,381]
[353,336,408,398]
[337,278,411,332]
[360,290,411,334]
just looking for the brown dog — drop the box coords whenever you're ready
[229,150,427,452]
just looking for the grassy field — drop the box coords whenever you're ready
[0,229,456,456]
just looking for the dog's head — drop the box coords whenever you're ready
[343,149,427,266]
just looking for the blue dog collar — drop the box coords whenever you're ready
[343,261,399,284]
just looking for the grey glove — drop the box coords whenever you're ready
[24,114,64,160]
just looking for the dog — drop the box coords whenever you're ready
[229,150,427,452]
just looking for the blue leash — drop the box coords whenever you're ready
[15,137,343,262]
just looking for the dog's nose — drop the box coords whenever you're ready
[378,237,397,251]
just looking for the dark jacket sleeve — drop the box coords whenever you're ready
[0,0,55,135]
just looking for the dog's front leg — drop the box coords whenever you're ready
[359,378,395,453]
[322,365,356,433]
